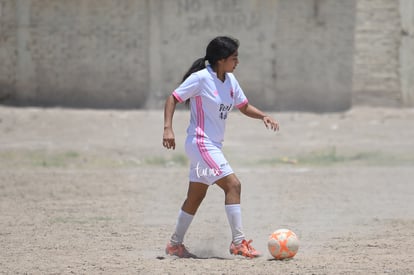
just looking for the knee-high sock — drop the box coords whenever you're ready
[225,204,245,245]
[170,209,194,245]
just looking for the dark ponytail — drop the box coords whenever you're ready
[182,57,206,82]
[182,36,239,106]
[182,58,206,106]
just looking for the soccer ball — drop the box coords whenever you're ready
[268,229,299,260]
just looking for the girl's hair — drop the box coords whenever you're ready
[182,36,239,105]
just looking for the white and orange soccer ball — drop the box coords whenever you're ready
[268,229,299,260]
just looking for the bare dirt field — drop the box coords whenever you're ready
[0,106,413,274]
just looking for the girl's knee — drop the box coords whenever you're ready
[216,174,242,196]
[182,193,206,214]
[186,192,206,205]
[226,177,241,195]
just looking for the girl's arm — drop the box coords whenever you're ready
[163,95,179,150]
[238,103,279,131]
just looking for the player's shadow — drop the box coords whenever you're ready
[157,255,229,260]
[266,257,295,261]
[160,248,233,260]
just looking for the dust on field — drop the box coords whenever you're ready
[0,107,413,274]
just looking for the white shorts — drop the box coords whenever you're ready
[185,135,234,185]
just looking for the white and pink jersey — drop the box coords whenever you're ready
[172,65,248,144]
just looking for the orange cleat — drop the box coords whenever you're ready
[165,242,197,258]
[230,239,261,258]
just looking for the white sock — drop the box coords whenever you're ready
[170,209,194,245]
[225,204,245,245]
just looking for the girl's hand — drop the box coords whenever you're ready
[163,127,176,150]
[263,116,279,131]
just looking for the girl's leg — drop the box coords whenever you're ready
[215,174,244,244]
[182,181,209,215]
[216,173,261,258]
[170,182,208,245]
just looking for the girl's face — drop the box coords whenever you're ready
[219,51,239,73]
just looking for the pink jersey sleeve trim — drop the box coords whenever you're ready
[236,99,248,109]
[172,91,184,103]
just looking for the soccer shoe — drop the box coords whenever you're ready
[165,242,197,258]
[229,239,262,258]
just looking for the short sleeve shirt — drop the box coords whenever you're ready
[173,65,248,144]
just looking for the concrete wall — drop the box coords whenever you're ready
[353,0,402,107]
[145,0,356,112]
[2,0,149,108]
[6,0,412,111]
[0,0,16,101]
[274,0,356,112]
[399,0,414,107]
[146,0,280,109]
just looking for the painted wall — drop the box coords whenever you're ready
[1,0,149,108]
[2,0,410,111]
[399,0,414,107]
[352,0,401,107]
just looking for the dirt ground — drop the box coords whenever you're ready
[0,106,413,274]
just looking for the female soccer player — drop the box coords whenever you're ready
[163,36,279,258]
